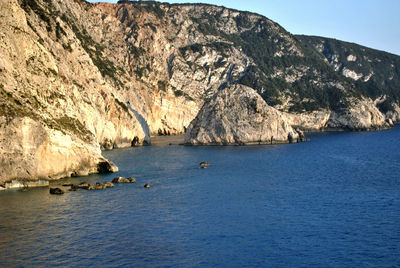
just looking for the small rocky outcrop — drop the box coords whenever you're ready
[112,177,136,183]
[68,181,115,191]
[144,184,150,188]
[87,183,109,190]
[185,85,302,145]
[200,162,210,166]
[49,188,64,195]
[102,182,115,188]
[76,182,90,190]
[69,185,79,192]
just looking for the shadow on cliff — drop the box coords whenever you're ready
[127,103,151,143]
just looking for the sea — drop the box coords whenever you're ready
[0,127,399,267]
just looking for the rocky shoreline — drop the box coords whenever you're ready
[1,123,397,191]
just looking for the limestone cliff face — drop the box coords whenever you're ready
[0,0,145,185]
[297,35,400,123]
[284,98,392,132]
[0,0,398,185]
[0,117,117,184]
[185,85,301,145]
[326,98,392,130]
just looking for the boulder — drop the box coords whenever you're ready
[144,184,150,188]
[69,186,79,192]
[77,182,90,189]
[112,177,136,183]
[103,182,115,188]
[50,188,64,195]
[87,183,106,190]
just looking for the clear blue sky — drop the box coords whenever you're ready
[87,0,400,55]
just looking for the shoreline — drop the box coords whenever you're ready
[1,125,397,191]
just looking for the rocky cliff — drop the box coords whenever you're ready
[297,35,400,123]
[185,84,303,145]
[0,0,398,186]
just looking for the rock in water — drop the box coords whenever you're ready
[144,184,150,188]
[112,177,135,183]
[103,182,115,188]
[77,182,90,190]
[87,183,106,190]
[185,85,302,145]
[69,185,80,192]
[50,188,64,195]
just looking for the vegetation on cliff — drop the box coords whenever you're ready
[297,35,400,113]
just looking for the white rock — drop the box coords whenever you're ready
[185,84,301,145]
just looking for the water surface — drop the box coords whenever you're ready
[0,128,399,267]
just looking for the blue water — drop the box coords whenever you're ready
[0,127,399,267]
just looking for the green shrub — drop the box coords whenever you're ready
[158,80,167,91]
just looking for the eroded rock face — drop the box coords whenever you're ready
[185,85,300,145]
[326,99,391,131]
[0,117,118,184]
[284,98,392,132]
[385,103,400,123]
[0,0,142,185]
[284,111,331,132]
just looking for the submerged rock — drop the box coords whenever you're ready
[91,182,115,190]
[76,182,90,190]
[185,85,302,145]
[69,186,80,192]
[87,183,106,190]
[69,181,114,191]
[50,188,64,195]
[103,182,115,188]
